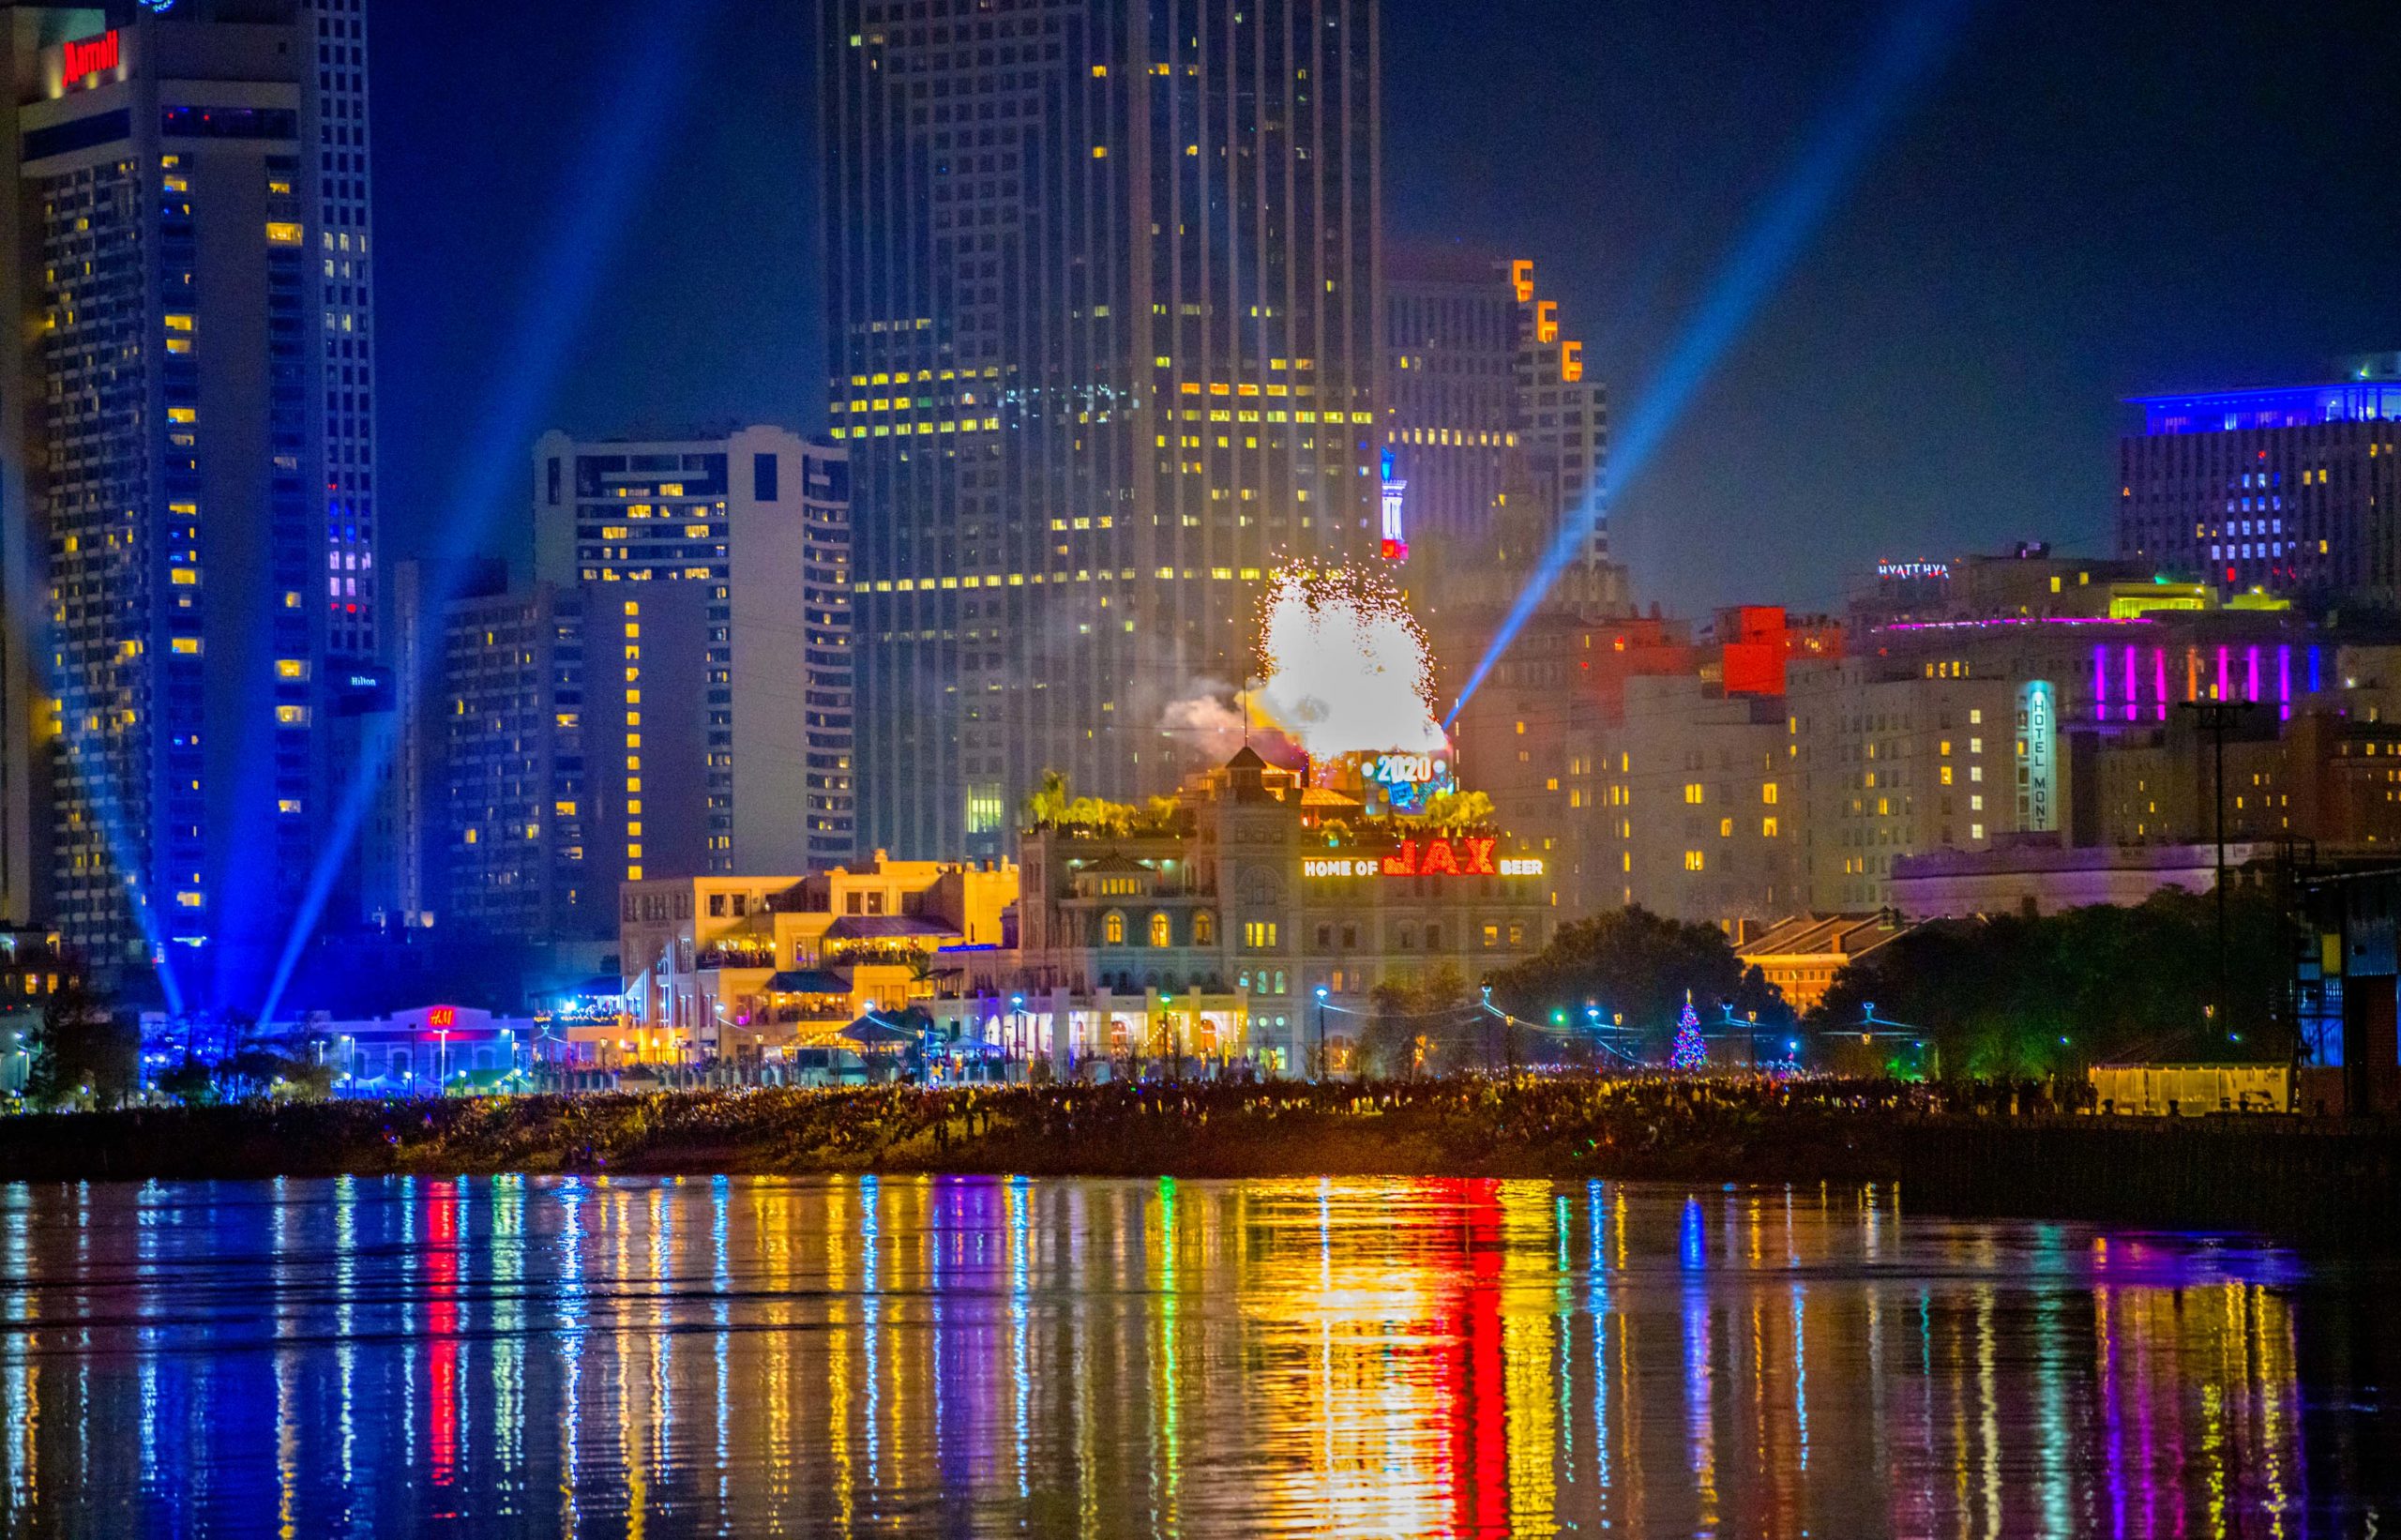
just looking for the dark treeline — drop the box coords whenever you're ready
[1805,887,2287,1076]
[1416,893,2292,1079]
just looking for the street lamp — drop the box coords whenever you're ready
[1313,985,1329,1081]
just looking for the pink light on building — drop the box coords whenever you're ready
[2216,646,2230,702]
[2153,647,2167,722]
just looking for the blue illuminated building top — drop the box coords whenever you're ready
[2132,380,2401,435]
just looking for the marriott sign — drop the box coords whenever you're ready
[61,30,119,83]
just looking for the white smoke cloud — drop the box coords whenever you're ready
[1158,679,1251,762]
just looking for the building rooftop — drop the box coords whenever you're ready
[2129,371,2401,435]
[1737,913,1911,962]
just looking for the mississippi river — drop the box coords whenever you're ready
[0,1174,2393,1535]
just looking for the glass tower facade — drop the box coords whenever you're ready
[0,1,384,1005]
[822,0,1383,860]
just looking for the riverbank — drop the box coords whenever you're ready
[4,1080,2396,1242]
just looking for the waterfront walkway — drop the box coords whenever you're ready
[2,1076,2393,1242]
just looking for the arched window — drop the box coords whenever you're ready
[1103,910,1125,945]
[1150,912,1172,948]
[1193,910,1216,945]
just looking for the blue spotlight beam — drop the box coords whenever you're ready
[256,0,725,1026]
[6,468,185,1008]
[1447,0,1976,727]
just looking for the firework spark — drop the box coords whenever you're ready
[1252,564,1448,762]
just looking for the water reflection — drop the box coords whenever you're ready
[0,1174,2390,1535]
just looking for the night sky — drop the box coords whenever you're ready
[376,0,2401,614]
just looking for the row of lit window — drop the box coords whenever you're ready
[1389,427,1518,448]
[855,567,1289,594]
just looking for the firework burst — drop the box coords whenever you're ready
[1252,564,1448,763]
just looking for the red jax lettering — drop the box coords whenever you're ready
[1382,837,1498,877]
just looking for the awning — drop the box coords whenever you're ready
[763,969,850,994]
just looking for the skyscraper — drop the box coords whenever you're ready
[0,0,383,1004]
[821,0,1382,860]
[440,581,604,943]
[1383,250,1613,612]
[2118,358,2401,604]
[531,427,853,884]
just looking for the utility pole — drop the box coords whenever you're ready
[2182,700,2254,1042]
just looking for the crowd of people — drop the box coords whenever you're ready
[0,1069,2123,1183]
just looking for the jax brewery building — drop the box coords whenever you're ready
[0,0,385,1006]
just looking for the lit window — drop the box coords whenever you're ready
[1104,911,1125,944]
[1684,851,1704,871]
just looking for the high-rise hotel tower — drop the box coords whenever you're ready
[2119,356,2401,606]
[533,428,854,886]
[0,0,384,1004]
[822,0,1382,859]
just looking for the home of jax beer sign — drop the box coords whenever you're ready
[1301,838,1545,880]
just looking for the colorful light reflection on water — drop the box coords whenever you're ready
[0,1175,2393,1535]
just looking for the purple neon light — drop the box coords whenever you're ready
[2246,645,2259,703]
[2278,645,2291,721]
[1882,616,2158,632]
[2216,646,2229,702]
[2092,645,2107,722]
[2153,648,2167,722]
[2123,645,2137,722]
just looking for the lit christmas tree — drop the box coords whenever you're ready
[1668,991,1707,1072]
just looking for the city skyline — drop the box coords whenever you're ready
[374,0,2401,615]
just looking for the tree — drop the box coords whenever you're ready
[1485,906,1754,1059]
[1021,768,1072,826]
[27,975,137,1109]
[157,1057,217,1106]
[1359,963,1476,1077]
[1669,994,1707,1071]
[1805,888,2287,1079]
[1409,789,1496,830]
[1020,768,1148,835]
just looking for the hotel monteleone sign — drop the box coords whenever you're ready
[2022,679,2056,832]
